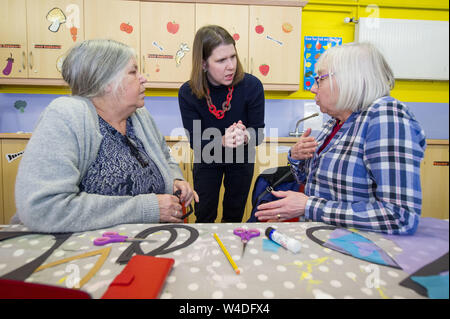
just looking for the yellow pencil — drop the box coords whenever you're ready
[213,233,240,275]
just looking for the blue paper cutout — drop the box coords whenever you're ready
[411,273,449,299]
[324,229,399,268]
[263,238,280,252]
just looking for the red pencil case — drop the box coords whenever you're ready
[102,255,174,299]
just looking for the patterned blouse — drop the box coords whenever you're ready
[80,116,165,196]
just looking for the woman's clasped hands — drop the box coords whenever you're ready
[222,120,249,148]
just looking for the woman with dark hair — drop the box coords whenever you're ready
[178,25,265,223]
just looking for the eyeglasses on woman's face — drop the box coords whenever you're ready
[313,72,334,88]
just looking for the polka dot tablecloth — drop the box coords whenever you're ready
[0,222,427,299]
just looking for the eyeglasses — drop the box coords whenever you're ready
[313,73,334,88]
[125,137,149,168]
[174,189,194,219]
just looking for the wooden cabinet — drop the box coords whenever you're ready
[84,0,140,68]
[249,5,301,88]
[26,0,84,78]
[165,138,195,222]
[0,0,305,90]
[0,0,28,79]
[195,4,249,72]
[1,136,28,224]
[195,4,301,90]
[0,0,84,80]
[420,140,449,220]
[140,1,195,87]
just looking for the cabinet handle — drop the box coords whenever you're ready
[243,57,247,72]
[29,51,33,70]
[142,55,145,74]
[22,51,26,70]
[250,57,254,74]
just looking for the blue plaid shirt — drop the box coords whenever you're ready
[288,96,426,235]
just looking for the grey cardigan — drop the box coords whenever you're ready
[14,96,184,233]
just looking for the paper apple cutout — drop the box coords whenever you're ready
[233,33,240,41]
[120,22,133,34]
[167,21,180,34]
[282,22,293,33]
[259,64,269,76]
[255,24,264,34]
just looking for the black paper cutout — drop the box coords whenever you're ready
[399,252,449,297]
[116,224,199,265]
[0,232,72,281]
[306,225,401,269]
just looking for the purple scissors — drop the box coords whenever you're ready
[93,231,156,246]
[233,228,260,256]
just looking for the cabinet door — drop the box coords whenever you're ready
[140,2,195,85]
[249,6,301,85]
[421,144,449,219]
[166,139,195,223]
[26,0,84,79]
[84,0,140,68]
[0,0,28,78]
[195,4,249,72]
[1,139,28,224]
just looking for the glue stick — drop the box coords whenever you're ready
[265,227,301,254]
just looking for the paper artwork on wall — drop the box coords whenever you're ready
[46,8,66,32]
[14,100,27,113]
[304,36,342,91]
[2,53,14,76]
[175,43,190,67]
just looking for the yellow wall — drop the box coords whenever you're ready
[1,0,448,103]
[290,0,449,103]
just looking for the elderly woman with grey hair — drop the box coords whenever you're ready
[14,39,198,232]
[255,42,426,235]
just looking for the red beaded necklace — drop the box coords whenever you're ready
[205,86,234,119]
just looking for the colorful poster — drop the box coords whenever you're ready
[303,36,342,91]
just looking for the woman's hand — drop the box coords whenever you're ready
[290,128,318,160]
[157,194,184,223]
[254,190,308,221]
[173,179,199,207]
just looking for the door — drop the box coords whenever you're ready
[249,6,301,85]
[195,4,249,72]
[140,2,195,85]
[84,0,140,68]
[0,0,28,78]
[26,0,84,78]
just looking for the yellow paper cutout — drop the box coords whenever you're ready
[34,246,111,289]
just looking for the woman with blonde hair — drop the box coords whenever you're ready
[255,42,426,235]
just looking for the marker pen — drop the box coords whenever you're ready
[265,227,301,254]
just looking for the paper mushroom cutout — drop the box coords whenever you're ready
[47,8,66,32]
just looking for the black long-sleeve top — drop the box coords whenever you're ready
[178,73,265,165]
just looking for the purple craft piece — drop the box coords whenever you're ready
[383,217,449,274]
[354,241,377,257]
